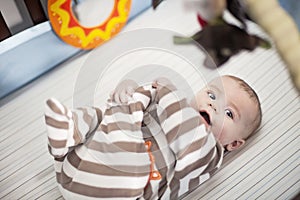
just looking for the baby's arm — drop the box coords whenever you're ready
[153,79,224,198]
[45,98,103,158]
[110,78,206,140]
[152,79,207,158]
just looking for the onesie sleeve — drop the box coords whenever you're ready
[152,81,224,199]
[152,82,206,158]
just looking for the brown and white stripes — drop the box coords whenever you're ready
[45,83,223,199]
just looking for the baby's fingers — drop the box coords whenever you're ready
[153,77,172,88]
[109,91,114,100]
[126,86,135,96]
[119,89,128,103]
[112,89,128,104]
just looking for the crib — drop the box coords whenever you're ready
[0,0,299,199]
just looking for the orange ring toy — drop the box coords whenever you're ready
[48,0,132,49]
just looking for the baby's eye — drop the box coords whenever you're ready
[207,91,216,100]
[225,109,234,119]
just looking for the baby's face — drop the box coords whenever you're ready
[190,76,258,151]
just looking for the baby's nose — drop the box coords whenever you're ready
[208,103,217,112]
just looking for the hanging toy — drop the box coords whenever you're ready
[173,17,271,68]
[152,0,271,68]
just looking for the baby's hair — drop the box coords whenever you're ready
[225,75,262,139]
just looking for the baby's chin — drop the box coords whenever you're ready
[210,128,222,141]
[201,122,225,146]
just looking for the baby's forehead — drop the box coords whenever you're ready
[206,76,239,91]
[207,77,257,108]
[210,75,236,84]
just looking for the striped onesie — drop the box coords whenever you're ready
[45,83,224,199]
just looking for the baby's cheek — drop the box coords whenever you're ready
[212,116,224,133]
[190,98,200,110]
[211,122,227,144]
[211,126,222,140]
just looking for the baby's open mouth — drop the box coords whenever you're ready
[200,111,211,125]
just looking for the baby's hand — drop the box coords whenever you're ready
[110,79,138,104]
[152,77,174,89]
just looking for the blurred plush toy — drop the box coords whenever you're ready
[152,0,164,9]
[173,18,270,68]
[153,0,300,92]
[152,0,271,68]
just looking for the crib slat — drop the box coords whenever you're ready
[24,0,47,25]
[0,11,11,41]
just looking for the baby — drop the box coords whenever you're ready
[190,75,262,151]
[45,75,261,199]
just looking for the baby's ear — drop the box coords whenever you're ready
[226,139,245,151]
